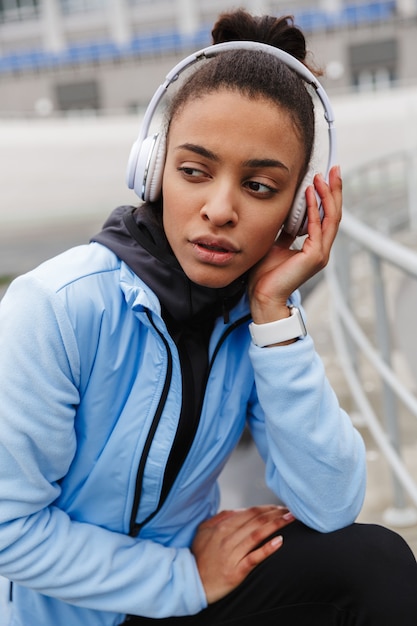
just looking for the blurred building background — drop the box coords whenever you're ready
[1,0,417,116]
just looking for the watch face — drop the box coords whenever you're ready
[249,307,306,347]
[294,307,307,337]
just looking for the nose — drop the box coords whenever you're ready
[200,180,238,227]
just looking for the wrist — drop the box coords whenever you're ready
[250,301,290,326]
[250,294,290,324]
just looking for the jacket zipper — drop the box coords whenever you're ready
[129,311,251,537]
[129,312,173,537]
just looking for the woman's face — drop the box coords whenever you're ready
[162,89,305,288]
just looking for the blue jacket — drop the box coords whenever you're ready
[0,242,366,626]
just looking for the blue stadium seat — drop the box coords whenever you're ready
[0,3,397,74]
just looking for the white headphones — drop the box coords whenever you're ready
[126,40,337,237]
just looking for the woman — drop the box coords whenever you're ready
[0,9,416,626]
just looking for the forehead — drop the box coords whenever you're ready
[167,89,305,171]
[170,88,298,133]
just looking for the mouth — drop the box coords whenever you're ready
[190,238,239,265]
[198,242,231,253]
[192,238,238,253]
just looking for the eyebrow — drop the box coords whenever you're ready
[176,143,289,172]
[176,143,219,161]
[242,158,289,172]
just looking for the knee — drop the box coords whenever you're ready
[348,523,416,571]
[338,524,417,622]
[284,521,417,590]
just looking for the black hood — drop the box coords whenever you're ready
[91,205,247,324]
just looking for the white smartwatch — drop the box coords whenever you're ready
[249,306,307,347]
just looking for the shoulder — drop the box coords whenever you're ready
[31,242,121,293]
[1,243,125,339]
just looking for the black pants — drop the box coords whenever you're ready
[124,521,417,625]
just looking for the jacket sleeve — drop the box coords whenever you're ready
[247,291,367,533]
[0,275,207,618]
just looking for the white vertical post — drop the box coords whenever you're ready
[319,0,342,13]
[41,0,65,53]
[248,0,270,13]
[176,0,198,37]
[108,0,131,46]
[407,151,417,230]
[396,0,417,18]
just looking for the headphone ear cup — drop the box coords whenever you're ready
[145,133,166,203]
[283,167,315,237]
[126,133,166,202]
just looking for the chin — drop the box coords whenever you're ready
[186,270,236,290]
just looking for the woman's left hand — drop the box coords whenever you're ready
[191,505,295,604]
[248,165,342,325]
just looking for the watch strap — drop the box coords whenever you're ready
[249,306,307,347]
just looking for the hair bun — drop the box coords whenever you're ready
[211,10,308,66]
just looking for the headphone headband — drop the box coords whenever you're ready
[126,40,337,236]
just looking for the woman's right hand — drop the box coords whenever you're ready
[248,166,343,327]
[191,505,295,604]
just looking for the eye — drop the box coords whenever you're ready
[177,165,209,180]
[244,180,277,196]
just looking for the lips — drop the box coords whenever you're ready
[192,238,238,253]
[190,237,239,266]
[199,242,230,252]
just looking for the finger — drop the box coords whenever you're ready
[238,533,284,578]
[328,165,343,218]
[230,508,295,556]
[329,164,342,194]
[314,168,342,220]
[308,173,341,246]
[305,184,321,225]
[200,505,294,541]
[303,184,324,244]
[226,505,291,524]
[233,505,293,531]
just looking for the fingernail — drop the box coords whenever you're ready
[271,535,283,547]
[283,512,295,521]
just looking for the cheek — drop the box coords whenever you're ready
[252,220,283,250]
[161,181,177,232]
[162,199,188,257]
[162,209,176,248]
[161,175,187,231]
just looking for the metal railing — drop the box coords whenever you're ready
[326,150,417,526]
